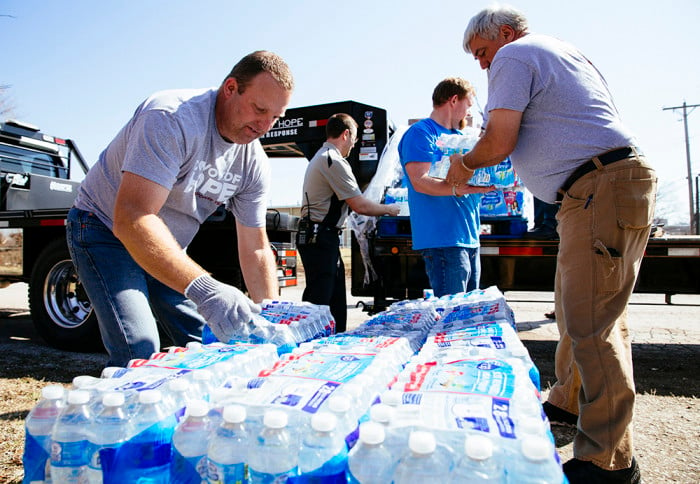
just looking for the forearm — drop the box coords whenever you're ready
[347,196,399,216]
[114,213,206,294]
[461,135,511,170]
[412,174,460,196]
[237,225,278,302]
[239,245,278,302]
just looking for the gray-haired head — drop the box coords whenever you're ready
[463,4,529,53]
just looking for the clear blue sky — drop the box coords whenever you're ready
[2,0,699,224]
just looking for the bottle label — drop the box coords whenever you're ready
[289,469,346,483]
[207,460,247,484]
[23,433,50,482]
[249,467,297,484]
[170,451,208,483]
[50,439,89,467]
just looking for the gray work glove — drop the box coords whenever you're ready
[185,274,261,343]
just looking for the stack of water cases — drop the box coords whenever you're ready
[201,299,336,354]
[22,287,566,483]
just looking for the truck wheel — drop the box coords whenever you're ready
[29,239,104,352]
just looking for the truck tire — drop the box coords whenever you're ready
[29,239,104,352]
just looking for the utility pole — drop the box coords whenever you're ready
[663,101,699,235]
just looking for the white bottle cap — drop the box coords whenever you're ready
[342,383,362,400]
[186,400,209,418]
[408,431,436,454]
[518,416,547,436]
[186,341,203,351]
[521,436,552,461]
[222,405,247,424]
[380,389,402,406]
[298,342,315,352]
[168,378,190,392]
[41,384,65,400]
[451,403,472,418]
[369,403,394,425]
[67,390,90,405]
[327,395,351,413]
[465,435,494,461]
[72,374,99,389]
[138,389,163,405]
[213,360,235,374]
[311,412,337,432]
[193,369,213,381]
[509,345,527,358]
[101,366,124,378]
[102,392,125,407]
[264,409,288,429]
[358,421,385,445]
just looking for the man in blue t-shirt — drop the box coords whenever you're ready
[398,77,493,297]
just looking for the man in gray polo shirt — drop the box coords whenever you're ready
[447,6,656,483]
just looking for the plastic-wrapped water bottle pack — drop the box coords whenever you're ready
[23,287,565,483]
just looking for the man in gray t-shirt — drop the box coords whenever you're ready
[67,51,294,367]
[447,6,656,483]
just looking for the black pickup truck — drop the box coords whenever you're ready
[0,119,298,351]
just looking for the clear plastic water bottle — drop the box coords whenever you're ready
[49,389,93,483]
[171,399,212,484]
[23,384,65,484]
[190,369,215,402]
[86,392,130,484]
[119,389,177,483]
[346,421,394,484]
[324,395,357,448]
[505,436,563,483]
[392,430,451,484]
[248,409,299,483]
[508,345,541,391]
[368,403,405,459]
[164,378,195,421]
[292,412,347,482]
[450,434,505,483]
[207,404,250,484]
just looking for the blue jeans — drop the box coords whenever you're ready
[66,208,203,367]
[419,246,480,298]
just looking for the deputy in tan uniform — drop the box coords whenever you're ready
[296,113,399,332]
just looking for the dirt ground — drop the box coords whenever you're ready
[0,276,698,483]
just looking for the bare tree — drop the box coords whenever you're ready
[0,84,16,119]
[1,14,17,119]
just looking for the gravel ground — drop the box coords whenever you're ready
[1,278,698,483]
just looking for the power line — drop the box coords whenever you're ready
[663,101,699,234]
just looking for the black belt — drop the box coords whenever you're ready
[556,147,641,202]
[311,222,342,235]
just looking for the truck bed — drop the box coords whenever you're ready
[351,215,700,309]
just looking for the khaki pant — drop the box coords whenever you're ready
[547,153,656,470]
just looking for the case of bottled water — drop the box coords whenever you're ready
[21,288,565,482]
